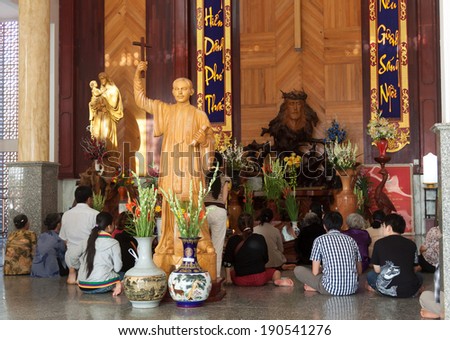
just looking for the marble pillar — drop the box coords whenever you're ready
[18,0,50,162]
[6,162,58,235]
[432,123,449,319]
[6,1,57,236]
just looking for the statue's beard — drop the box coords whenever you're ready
[283,114,307,132]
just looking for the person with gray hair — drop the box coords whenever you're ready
[342,213,371,272]
[294,212,326,265]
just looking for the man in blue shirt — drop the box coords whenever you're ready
[294,211,362,295]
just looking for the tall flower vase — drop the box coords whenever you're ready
[330,169,357,230]
[168,237,212,308]
[117,186,128,201]
[155,217,162,241]
[376,138,389,158]
[291,221,300,236]
[94,159,104,176]
[123,236,167,308]
[228,190,242,232]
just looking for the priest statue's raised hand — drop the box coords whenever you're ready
[134,61,217,278]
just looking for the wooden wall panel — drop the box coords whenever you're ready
[58,0,104,178]
[240,0,305,146]
[105,0,146,173]
[239,0,363,157]
[60,0,437,178]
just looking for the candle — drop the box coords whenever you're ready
[423,152,438,185]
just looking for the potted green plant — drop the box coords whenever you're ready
[354,168,372,217]
[283,152,301,189]
[92,191,106,212]
[242,182,254,216]
[283,187,299,222]
[263,158,288,219]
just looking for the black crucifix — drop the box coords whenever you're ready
[132,37,151,78]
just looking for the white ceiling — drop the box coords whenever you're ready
[0,0,18,21]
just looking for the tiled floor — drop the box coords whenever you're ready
[0,233,436,320]
[0,267,433,320]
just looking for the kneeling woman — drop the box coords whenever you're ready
[66,212,123,295]
[223,213,293,287]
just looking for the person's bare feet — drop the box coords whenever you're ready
[112,282,123,297]
[281,263,296,271]
[66,272,77,285]
[420,308,440,319]
[274,278,294,287]
[303,284,317,292]
[415,285,425,296]
[365,282,376,292]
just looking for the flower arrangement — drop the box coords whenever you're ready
[220,139,248,172]
[283,153,301,189]
[242,182,254,216]
[160,168,219,238]
[325,119,347,143]
[354,168,371,216]
[263,158,288,202]
[325,139,359,170]
[367,110,396,141]
[146,163,160,188]
[283,187,299,222]
[81,136,106,161]
[92,191,106,212]
[154,194,162,218]
[143,163,161,217]
[125,172,158,237]
[111,167,134,187]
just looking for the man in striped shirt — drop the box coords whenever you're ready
[294,211,362,295]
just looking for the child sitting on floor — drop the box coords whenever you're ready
[31,213,68,278]
[66,212,123,296]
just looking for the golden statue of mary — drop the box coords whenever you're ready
[88,72,124,149]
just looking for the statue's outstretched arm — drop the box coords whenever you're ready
[133,61,154,113]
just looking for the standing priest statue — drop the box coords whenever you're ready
[133,61,217,278]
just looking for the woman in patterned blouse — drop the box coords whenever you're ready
[3,214,37,275]
[418,225,441,273]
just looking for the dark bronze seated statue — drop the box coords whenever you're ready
[258,90,329,187]
[261,90,319,153]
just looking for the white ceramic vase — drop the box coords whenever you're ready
[155,217,162,241]
[93,159,104,175]
[292,221,300,236]
[123,236,167,308]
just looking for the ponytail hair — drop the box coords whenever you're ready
[258,208,274,224]
[85,212,113,278]
[238,213,254,236]
[206,169,223,199]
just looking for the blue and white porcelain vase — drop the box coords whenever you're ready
[168,237,212,308]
